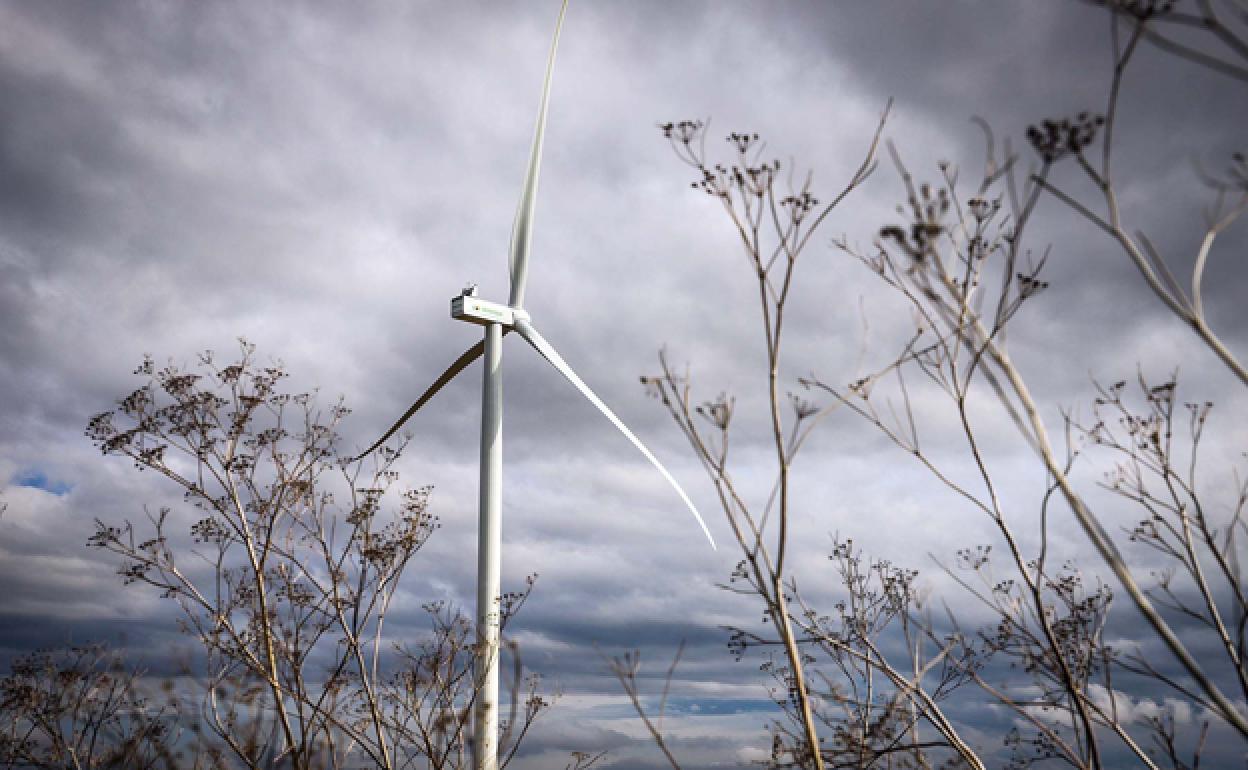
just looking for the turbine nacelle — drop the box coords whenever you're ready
[450,291,530,328]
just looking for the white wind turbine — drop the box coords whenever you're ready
[357,2,716,768]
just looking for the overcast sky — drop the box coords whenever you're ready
[1,2,1245,768]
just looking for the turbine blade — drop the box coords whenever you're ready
[354,340,487,460]
[513,319,716,550]
[507,0,569,310]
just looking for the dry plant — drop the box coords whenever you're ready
[816,103,1245,764]
[630,109,987,770]
[1045,0,1248,385]
[640,111,887,769]
[823,131,1123,766]
[75,340,551,769]
[605,643,686,770]
[562,750,608,770]
[1088,0,1248,84]
[633,3,1246,765]
[788,540,979,769]
[0,644,180,769]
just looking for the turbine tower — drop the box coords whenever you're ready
[358,3,715,767]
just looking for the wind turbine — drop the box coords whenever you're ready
[357,2,716,768]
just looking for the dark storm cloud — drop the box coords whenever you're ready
[0,1,1244,766]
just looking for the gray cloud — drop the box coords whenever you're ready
[1,1,1244,766]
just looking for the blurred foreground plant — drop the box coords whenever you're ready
[0,644,177,769]
[814,70,1246,765]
